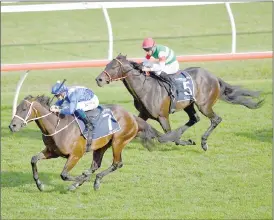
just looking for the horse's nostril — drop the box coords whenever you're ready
[8,124,15,131]
[99,78,102,82]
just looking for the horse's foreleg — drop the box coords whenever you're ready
[60,151,84,188]
[31,149,58,191]
[158,104,199,146]
[93,140,127,190]
[174,103,199,146]
[93,163,120,190]
[72,143,111,188]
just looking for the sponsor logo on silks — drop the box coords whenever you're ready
[102,108,111,114]
[175,77,186,81]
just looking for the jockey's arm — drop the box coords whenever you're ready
[60,93,77,115]
[150,55,166,76]
[55,99,64,106]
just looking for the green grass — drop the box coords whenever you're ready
[1,2,272,220]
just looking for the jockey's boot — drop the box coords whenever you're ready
[75,109,93,152]
[160,72,177,113]
[81,117,94,152]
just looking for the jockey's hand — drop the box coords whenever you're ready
[142,67,151,72]
[50,105,60,113]
[142,61,152,68]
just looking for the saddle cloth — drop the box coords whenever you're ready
[75,106,121,140]
[171,70,195,102]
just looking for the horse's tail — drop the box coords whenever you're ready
[218,78,264,109]
[133,115,162,151]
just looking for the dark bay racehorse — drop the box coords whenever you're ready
[9,95,160,191]
[95,54,264,151]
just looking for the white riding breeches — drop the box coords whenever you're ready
[154,61,179,76]
[76,95,99,111]
[144,60,179,76]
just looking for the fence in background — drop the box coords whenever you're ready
[2,2,247,59]
[2,51,272,72]
[2,2,272,117]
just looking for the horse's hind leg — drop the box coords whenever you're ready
[198,105,222,151]
[31,149,58,191]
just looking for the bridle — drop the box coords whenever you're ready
[13,99,76,136]
[13,100,52,126]
[102,58,132,82]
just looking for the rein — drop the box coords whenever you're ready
[13,99,76,137]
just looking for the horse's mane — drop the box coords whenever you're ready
[24,95,51,109]
[116,54,164,83]
[129,60,143,73]
[115,53,143,73]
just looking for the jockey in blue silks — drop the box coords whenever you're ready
[50,81,99,147]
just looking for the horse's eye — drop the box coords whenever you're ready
[23,109,27,111]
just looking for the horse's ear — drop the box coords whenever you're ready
[116,53,121,58]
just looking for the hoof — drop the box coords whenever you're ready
[94,183,100,191]
[117,162,123,169]
[82,170,92,176]
[68,183,79,191]
[94,179,100,191]
[158,137,167,143]
[201,143,208,151]
[188,139,196,145]
[38,184,45,191]
[175,139,196,146]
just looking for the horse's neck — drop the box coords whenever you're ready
[33,102,73,136]
[123,74,143,100]
[123,68,167,116]
[124,69,155,99]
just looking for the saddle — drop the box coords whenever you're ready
[85,106,103,124]
[75,105,121,146]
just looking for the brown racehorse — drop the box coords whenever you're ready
[9,95,160,191]
[95,54,264,151]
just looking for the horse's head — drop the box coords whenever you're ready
[9,95,51,132]
[96,54,132,87]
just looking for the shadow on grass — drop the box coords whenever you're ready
[128,137,202,153]
[1,171,86,193]
[1,171,59,188]
[3,127,43,141]
[235,128,272,144]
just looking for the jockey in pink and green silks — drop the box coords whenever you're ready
[141,37,179,113]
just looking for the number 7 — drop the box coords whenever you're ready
[103,113,112,130]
